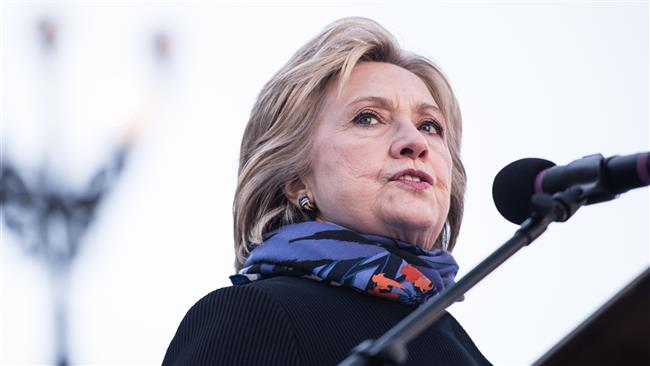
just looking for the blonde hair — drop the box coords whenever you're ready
[233,17,466,270]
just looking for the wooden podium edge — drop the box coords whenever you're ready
[534,266,650,366]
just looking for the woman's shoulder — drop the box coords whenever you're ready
[179,277,296,320]
[162,279,306,366]
[170,276,333,326]
[161,276,385,366]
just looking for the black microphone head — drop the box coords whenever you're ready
[492,158,556,224]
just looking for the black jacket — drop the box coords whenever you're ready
[163,276,491,365]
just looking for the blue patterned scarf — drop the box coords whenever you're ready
[230,221,460,306]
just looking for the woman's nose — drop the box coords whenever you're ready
[389,121,428,160]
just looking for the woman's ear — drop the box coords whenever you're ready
[283,178,308,208]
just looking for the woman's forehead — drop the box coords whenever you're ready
[329,62,438,110]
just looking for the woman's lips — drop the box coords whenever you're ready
[393,179,431,190]
[389,169,433,190]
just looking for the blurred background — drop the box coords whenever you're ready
[1,1,647,365]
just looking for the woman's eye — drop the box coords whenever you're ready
[352,111,381,126]
[419,120,443,136]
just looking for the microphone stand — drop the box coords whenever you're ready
[338,186,587,366]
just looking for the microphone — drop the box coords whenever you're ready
[492,152,650,224]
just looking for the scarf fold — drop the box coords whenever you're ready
[230,221,460,306]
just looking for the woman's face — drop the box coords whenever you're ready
[306,61,453,249]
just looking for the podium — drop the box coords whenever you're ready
[535,267,650,365]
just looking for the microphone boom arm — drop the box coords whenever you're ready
[338,188,587,366]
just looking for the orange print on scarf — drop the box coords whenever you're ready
[368,273,404,300]
[400,264,434,293]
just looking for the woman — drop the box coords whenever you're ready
[163,17,490,365]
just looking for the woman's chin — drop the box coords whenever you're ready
[383,200,439,224]
[381,210,441,243]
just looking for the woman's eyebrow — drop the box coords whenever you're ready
[345,96,394,110]
[345,96,441,113]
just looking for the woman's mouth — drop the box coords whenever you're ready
[390,169,433,190]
